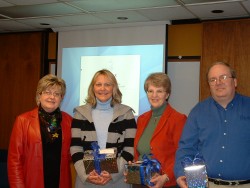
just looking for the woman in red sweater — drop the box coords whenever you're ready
[134,72,187,188]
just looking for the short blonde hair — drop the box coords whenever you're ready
[144,72,171,95]
[36,74,66,105]
[85,69,122,107]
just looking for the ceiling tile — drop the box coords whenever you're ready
[2,0,58,5]
[54,14,108,25]
[0,20,36,32]
[0,0,14,7]
[187,1,248,19]
[17,17,70,28]
[137,6,196,21]
[0,3,83,18]
[69,0,178,12]
[242,0,250,12]
[0,0,249,33]
[0,15,7,19]
[182,0,244,4]
[94,10,150,23]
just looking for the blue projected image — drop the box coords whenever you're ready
[61,44,164,116]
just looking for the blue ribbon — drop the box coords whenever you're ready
[139,154,161,186]
[91,142,106,175]
[181,153,205,168]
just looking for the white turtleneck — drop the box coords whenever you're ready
[92,98,113,149]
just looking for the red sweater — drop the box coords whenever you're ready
[8,108,72,188]
[134,104,186,187]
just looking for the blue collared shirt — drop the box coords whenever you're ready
[174,93,250,180]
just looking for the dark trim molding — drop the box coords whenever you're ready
[168,56,200,61]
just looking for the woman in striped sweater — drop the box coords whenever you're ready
[70,69,136,188]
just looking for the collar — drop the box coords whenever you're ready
[95,97,112,110]
[213,93,238,110]
[151,101,167,117]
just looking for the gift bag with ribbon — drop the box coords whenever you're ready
[125,154,161,186]
[181,153,208,188]
[83,142,118,174]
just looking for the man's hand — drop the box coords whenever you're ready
[176,176,188,188]
[148,173,169,188]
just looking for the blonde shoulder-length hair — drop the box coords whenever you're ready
[85,69,122,107]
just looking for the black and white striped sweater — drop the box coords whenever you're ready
[70,103,136,184]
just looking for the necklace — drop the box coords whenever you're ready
[153,116,161,123]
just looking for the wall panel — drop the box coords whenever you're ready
[0,32,43,149]
[168,24,202,57]
[201,19,250,100]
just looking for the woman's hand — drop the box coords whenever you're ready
[124,161,133,183]
[176,176,188,188]
[87,170,102,185]
[100,170,112,185]
[87,170,111,185]
[148,173,169,188]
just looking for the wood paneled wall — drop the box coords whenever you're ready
[168,24,202,57]
[0,32,44,149]
[201,19,250,101]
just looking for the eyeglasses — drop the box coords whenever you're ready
[95,82,113,88]
[208,75,233,86]
[147,90,166,96]
[42,91,61,98]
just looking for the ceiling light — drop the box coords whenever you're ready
[40,23,50,26]
[211,10,224,13]
[117,17,128,20]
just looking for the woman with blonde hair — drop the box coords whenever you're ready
[70,69,136,188]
